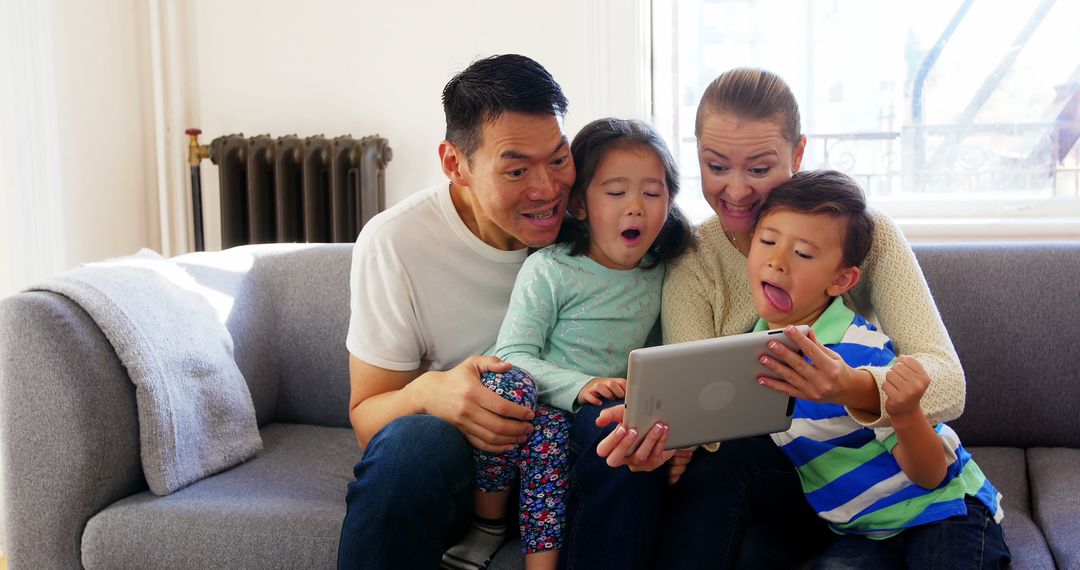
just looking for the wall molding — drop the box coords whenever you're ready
[147,0,196,256]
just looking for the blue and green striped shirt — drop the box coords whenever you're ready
[755,296,1003,538]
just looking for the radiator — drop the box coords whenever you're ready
[205,134,392,248]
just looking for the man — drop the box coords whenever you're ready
[338,53,576,568]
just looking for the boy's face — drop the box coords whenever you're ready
[747,208,860,328]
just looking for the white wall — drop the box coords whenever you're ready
[0,0,158,298]
[0,0,650,293]
[185,0,650,251]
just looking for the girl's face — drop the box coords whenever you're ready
[697,112,806,235]
[574,146,671,270]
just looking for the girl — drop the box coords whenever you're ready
[441,118,693,570]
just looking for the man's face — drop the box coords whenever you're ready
[454,112,575,250]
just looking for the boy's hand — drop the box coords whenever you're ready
[883,355,931,419]
[577,377,627,406]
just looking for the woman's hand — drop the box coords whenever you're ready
[594,404,675,472]
[756,326,879,413]
[577,377,628,406]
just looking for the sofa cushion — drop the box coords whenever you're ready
[965,447,1054,569]
[1027,447,1080,570]
[915,243,1080,448]
[81,423,355,569]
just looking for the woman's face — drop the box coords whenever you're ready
[697,112,806,235]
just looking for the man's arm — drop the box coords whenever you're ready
[348,354,536,452]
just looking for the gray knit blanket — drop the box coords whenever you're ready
[30,249,262,495]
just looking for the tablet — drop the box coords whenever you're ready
[624,325,808,450]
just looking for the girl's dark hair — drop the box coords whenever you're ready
[557,118,693,268]
[754,170,876,267]
[442,54,568,162]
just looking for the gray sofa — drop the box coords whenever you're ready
[0,241,1077,569]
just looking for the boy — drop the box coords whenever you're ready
[747,170,1009,568]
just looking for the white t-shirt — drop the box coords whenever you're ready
[346,184,528,372]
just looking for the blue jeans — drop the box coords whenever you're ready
[560,400,667,569]
[812,496,1010,570]
[337,415,474,569]
[561,404,831,570]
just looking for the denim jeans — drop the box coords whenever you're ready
[560,400,667,570]
[561,403,831,570]
[658,434,831,569]
[812,496,1011,570]
[337,414,474,569]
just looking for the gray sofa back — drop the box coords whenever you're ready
[175,243,354,428]
[915,242,1080,449]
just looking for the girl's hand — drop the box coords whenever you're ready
[757,327,879,413]
[594,404,675,472]
[577,377,628,406]
[883,355,931,419]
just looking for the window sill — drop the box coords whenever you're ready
[896,217,1080,243]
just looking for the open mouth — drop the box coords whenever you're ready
[762,282,793,313]
[621,229,641,240]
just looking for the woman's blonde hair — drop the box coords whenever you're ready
[694,67,802,147]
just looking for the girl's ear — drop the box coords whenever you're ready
[826,265,861,297]
[571,195,587,221]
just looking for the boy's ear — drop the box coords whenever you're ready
[826,265,861,297]
[439,140,468,186]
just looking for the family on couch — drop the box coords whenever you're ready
[337,54,1010,569]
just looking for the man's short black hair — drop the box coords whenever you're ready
[441,54,569,161]
[755,170,876,268]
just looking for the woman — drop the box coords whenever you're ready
[564,68,966,569]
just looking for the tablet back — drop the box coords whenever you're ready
[625,326,804,449]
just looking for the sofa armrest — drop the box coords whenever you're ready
[0,292,146,569]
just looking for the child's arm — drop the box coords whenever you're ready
[885,355,949,489]
[492,253,594,411]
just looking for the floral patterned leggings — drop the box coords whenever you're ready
[475,367,570,555]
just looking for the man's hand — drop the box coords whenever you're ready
[407,356,535,453]
[576,377,627,406]
[883,355,931,419]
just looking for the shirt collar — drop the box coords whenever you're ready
[752,296,855,345]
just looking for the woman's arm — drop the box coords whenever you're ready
[852,211,966,427]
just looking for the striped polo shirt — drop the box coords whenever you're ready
[754,296,1003,538]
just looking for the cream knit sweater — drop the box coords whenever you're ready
[661,209,965,428]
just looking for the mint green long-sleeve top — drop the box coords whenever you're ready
[490,243,665,412]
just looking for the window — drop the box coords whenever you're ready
[652,0,1080,237]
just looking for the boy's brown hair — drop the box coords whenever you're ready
[755,170,875,268]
